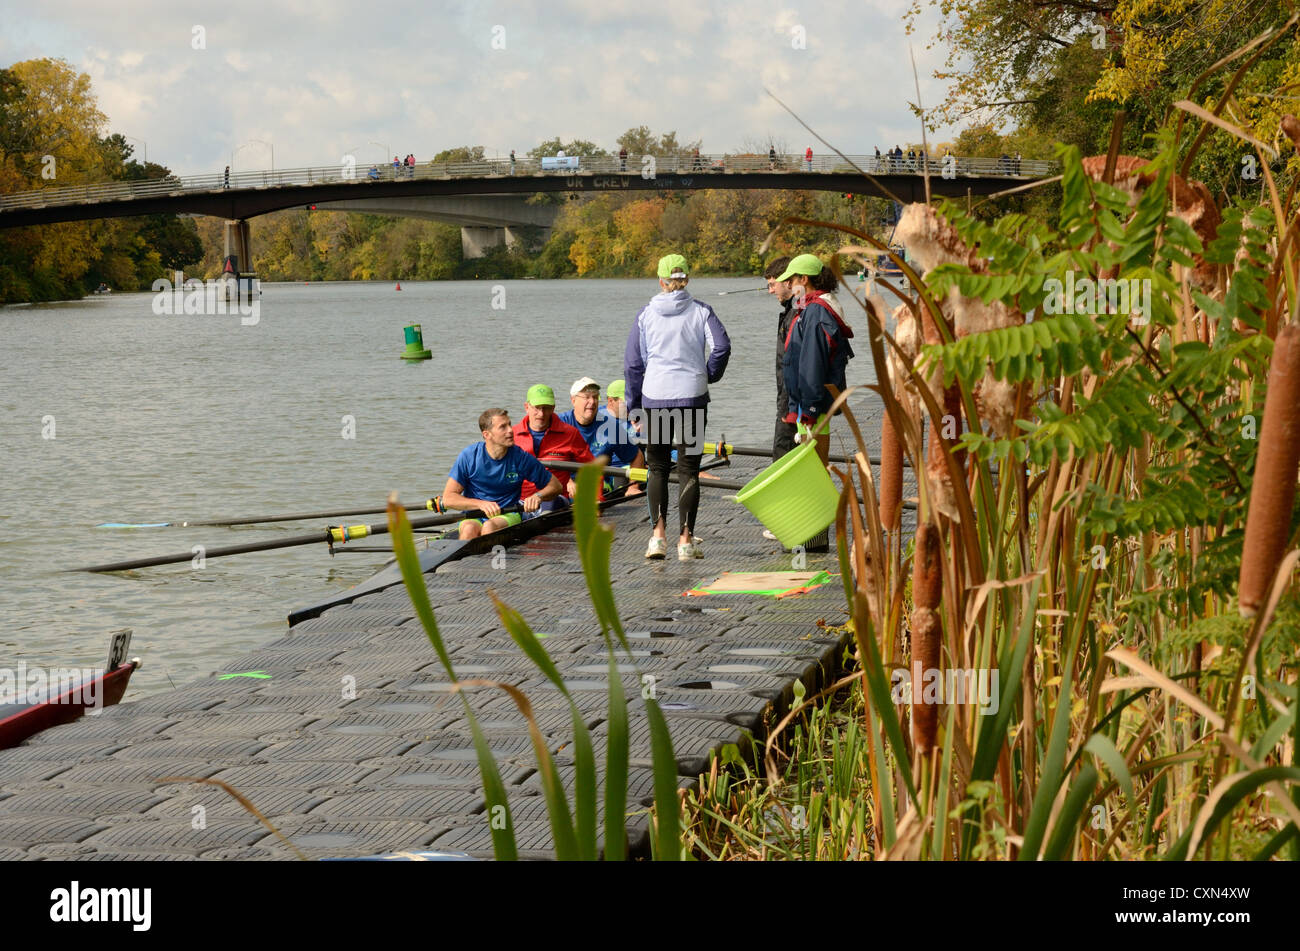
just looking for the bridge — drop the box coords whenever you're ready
[0,152,1056,259]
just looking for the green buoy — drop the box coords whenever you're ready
[401,323,432,361]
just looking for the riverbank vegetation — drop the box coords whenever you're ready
[681,8,1300,858]
[0,60,203,303]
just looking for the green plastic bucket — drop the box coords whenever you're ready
[735,436,839,547]
[401,323,432,360]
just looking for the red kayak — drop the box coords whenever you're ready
[0,631,140,750]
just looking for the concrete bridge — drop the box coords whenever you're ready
[0,152,1056,259]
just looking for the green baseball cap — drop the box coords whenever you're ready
[776,253,824,282]
[525,384,555,406]
[657,253,689,279]
[607,379,626,399]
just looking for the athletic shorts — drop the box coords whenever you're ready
[459,511,522,530]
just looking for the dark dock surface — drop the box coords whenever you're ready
[0,455,915,860]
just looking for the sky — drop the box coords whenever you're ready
[1,0,970,175]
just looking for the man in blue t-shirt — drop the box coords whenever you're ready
[442,408,563,539]
[557,377,644,495]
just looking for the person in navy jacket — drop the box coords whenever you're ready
[777,253,854,551]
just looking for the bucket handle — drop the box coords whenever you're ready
[794,410,831,444]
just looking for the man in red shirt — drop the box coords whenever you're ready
[512,384,595,506]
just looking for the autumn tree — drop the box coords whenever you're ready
[432,145,486,164]
[615,126,701,157]
[528,137,607,158]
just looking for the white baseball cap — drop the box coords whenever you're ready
[570,377,600,396]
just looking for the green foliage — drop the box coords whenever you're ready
[0,60,202,300]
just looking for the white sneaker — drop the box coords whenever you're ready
[677,538,704,561]
[645,535,667,560]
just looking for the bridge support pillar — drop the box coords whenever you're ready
[223,219,259,304]
[460,226,505,259]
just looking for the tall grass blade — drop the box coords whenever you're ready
[604,651,630,862]
[1041,764,1099,861]
[490,598,584,860]
[386,497,516,860]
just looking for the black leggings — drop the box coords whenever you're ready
[644,406,706,537]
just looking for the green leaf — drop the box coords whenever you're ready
[645,696,680,861]
[603,651,630,862]
[1084,732,1134,800]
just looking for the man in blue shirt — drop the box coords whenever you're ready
[557,377,645,495]
[442,408,563,540]
[559,379,644,498]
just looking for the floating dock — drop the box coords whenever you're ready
[0,458,915,860]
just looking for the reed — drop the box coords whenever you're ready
[687,35,1299,859]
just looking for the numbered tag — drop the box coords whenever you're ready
[106,629,133,670]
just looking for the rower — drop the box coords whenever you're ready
[441,408,563,540]
[513,384,595,510]
[558,377,644,495]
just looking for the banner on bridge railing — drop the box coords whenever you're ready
[540,156,580,171]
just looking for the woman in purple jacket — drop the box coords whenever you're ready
[624,254,731,561]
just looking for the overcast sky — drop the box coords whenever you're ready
[2,0,970,175]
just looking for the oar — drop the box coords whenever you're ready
[542,460,917,509]
[543,459,749,490]
[716,286,767,295]
[96,498,448,530]
[74,504,520,573]
[704,441,914,468]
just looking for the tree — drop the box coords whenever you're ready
[0,59,108,301]
[432,145,486,164]
[527,137,608,158]
[616,126,701,157]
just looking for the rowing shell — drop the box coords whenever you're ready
[287,488,639,626]
[0,631,140,750]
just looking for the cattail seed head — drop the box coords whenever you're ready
[1240,324,1300,617]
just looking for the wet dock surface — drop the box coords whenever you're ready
[0,454,917,860]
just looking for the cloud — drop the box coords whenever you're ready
[4,0,975,173]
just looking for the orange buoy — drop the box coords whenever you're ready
[396,282,402,291]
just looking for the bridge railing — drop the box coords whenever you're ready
[0,153,1059,212]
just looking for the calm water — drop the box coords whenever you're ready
[0,278,888,697]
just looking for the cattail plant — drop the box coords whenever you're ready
[909,520,943,755]
[1239,323,1300,616]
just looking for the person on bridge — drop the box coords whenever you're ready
[805,146,813,171]
[559,377,644,495]
[223,165,230,189]
[769,146,777,170]
[513,384,595,510]
[624,253,731,561]
[442,408,563,540]
[510,149,516,174]
[619,146,627,172]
